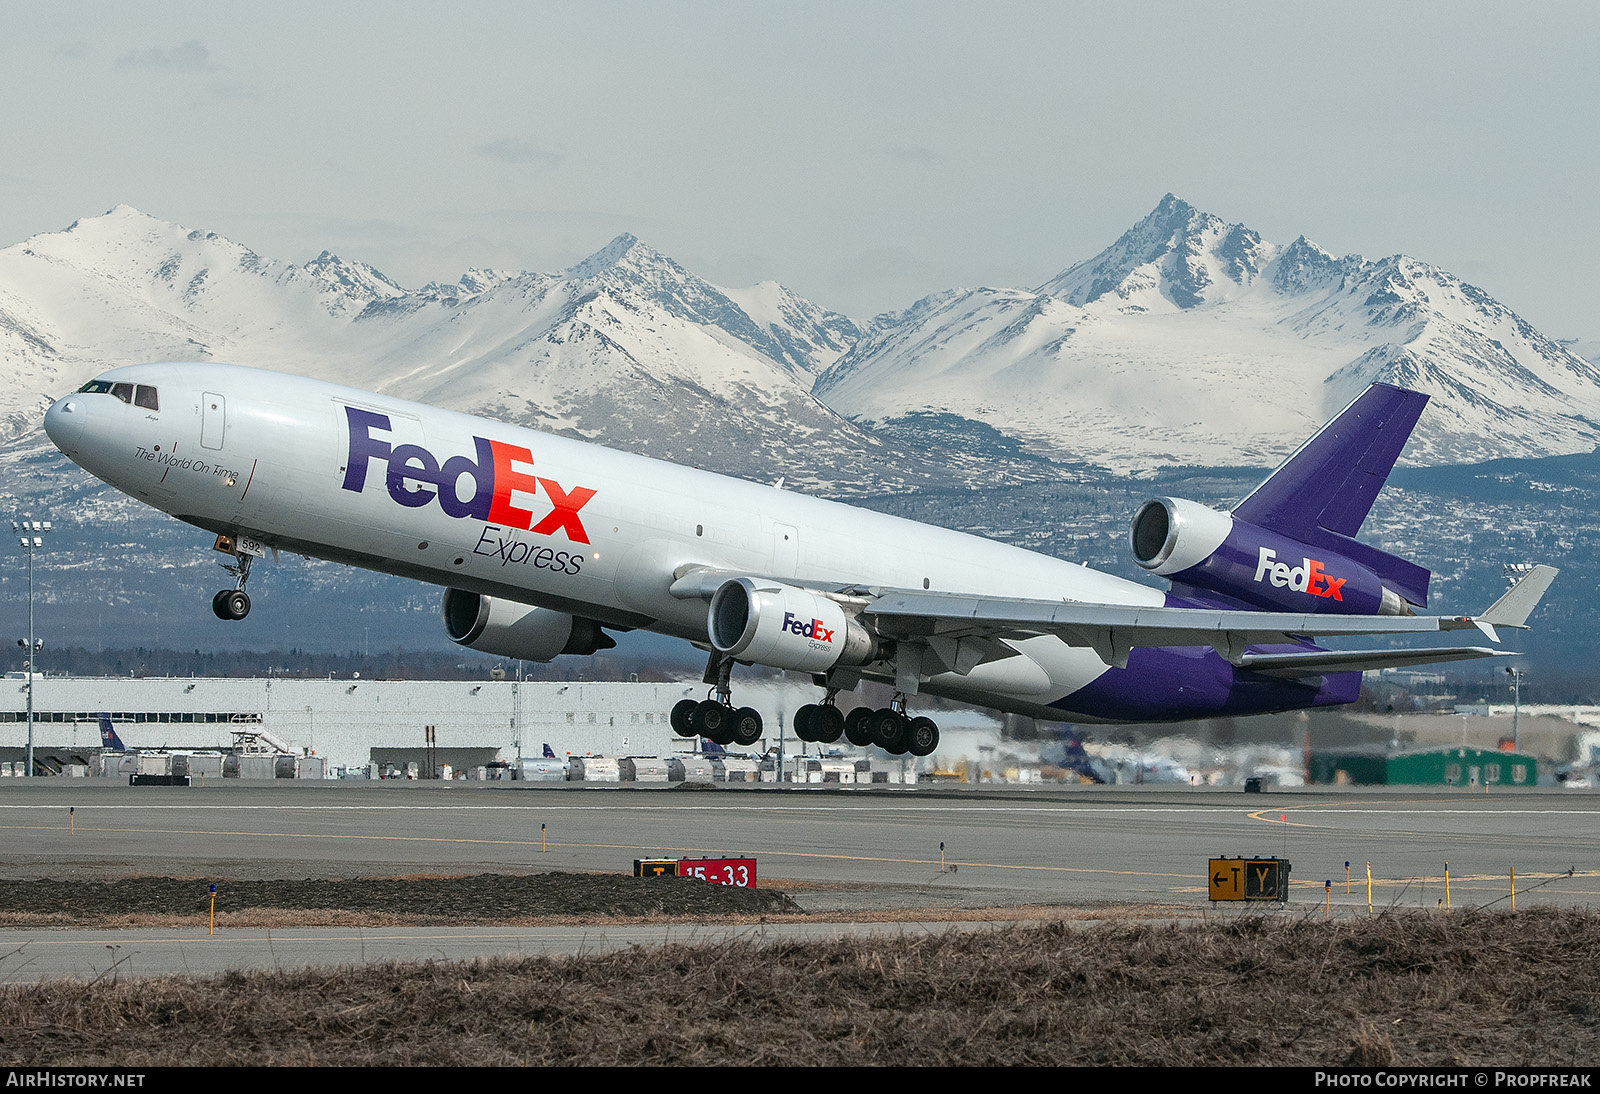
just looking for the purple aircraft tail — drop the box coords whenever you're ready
[701,738,727,755]
[1231,384,1431,607]
[1132,383,1434,614]
[542,742,556,759]
[98,713,127,752]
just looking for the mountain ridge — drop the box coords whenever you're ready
[4,199,1598,482]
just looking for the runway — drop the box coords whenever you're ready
[0,920,1044,984]
[0,780,1593,906]
[0,780,1592,979]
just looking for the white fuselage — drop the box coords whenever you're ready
[45,362,1166,718]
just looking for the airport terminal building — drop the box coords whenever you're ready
[0,675,818,773]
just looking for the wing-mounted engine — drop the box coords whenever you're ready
[1130,497,1415,616]
[708,577,881,672]
[441,589,615,661]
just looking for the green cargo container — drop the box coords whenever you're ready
[1387,747,1534,788]
[1310,747,1535,787]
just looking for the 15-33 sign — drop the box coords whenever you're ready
[678,858,756,888]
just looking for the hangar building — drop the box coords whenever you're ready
[1,675,820,772]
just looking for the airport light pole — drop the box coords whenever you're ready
[1505,666,1522,753]
[13,519,52,778]
[1501,563,1532,755]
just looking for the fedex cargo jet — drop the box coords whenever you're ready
[42,363,1556,756]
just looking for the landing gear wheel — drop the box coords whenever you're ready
[813,704,844,744]
[868,709,908,752]
[843,707,874,747]
[731,707,763,747]
[696,699,734,744]
[671,699,699,738]
[906,716,940,757]
[213,589,250,620]
[793,704,818,742]
[696,699,726,734]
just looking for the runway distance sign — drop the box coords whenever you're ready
[678,858,756,888]
[1209,857,1291,902]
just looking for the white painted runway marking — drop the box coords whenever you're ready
[0,803,1592,817]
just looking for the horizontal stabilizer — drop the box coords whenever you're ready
[1237,647,1509,679]
[1478,565,1560,630]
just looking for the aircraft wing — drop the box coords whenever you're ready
[861,563,1558,669]
[670,564,1556,671]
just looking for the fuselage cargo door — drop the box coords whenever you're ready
[773,522,799,578]
[201,392,226,450]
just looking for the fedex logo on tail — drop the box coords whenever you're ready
[1253,547,1345,600]
[341,407,595,543]
[782,612,835,644]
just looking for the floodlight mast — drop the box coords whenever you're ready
[1501,563,1532,755]
[13,519,51,777]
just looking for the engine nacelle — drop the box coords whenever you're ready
[441,589,615,661]
[1130,497,1413,616]
[708,578,880,673]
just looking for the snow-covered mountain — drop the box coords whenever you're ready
[815,194,1600,470]
[5,199,1598,491]
[0,207,900,490]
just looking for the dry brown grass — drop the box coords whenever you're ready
[0,910,1593,1065]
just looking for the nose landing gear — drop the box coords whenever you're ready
[211,588,251,621]
[211,541,254,621]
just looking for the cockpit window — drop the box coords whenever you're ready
[134,385,159,411]
[76,380,113,395]
[110,382,134,404]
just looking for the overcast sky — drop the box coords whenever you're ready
[4,2,1597,337]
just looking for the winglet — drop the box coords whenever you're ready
[1478,564,1559,630]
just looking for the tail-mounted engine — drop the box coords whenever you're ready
[1130,497,1416,616]
[441,589,615,661]
[708,578,881,672]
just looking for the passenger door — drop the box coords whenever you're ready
[201,392,226,450]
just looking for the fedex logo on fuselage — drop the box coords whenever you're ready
[1253,547,1344,600]
[782,612,835,644]
[341,407,595,543]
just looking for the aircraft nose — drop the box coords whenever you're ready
[42,395,88,454]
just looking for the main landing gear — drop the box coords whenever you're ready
[670,653,763,748]
[211,548,253,621]
[794,691,940,757]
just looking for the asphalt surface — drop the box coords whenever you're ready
[0,779,1592,980]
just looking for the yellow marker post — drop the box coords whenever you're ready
[208,883,217,936]
[1324,879,1331,919]
[1444,862,1450,910]
[1510,866,1515,911]
[940,841,946,871]
[1345,860,1350,894]
[1366,861,1373,914]
[69,807,74,835]
[541,822,546,853]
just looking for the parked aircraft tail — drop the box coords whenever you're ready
[542,742,557,759]
[98,713,127,752]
